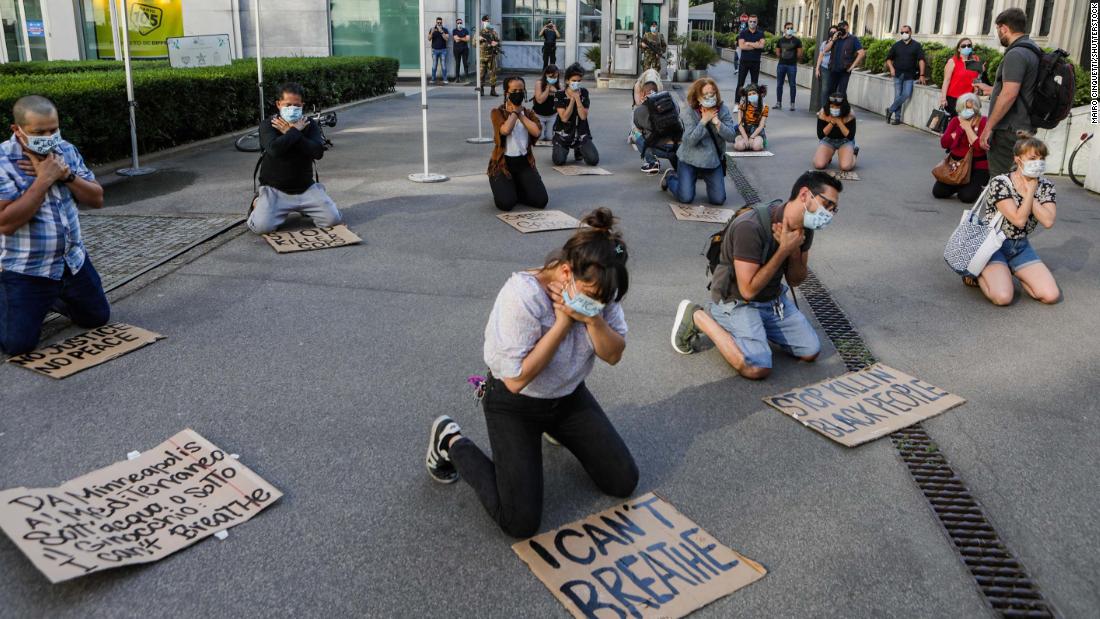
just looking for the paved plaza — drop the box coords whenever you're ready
[1,60,1098,617]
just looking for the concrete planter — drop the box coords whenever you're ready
[754,56,1084,175]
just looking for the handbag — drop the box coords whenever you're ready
[926,107,949,133]
[943,187,1006,277]
[932,149,973,186]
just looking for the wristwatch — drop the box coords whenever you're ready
[62,172,76,184]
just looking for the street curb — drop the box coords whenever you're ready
[92,91,406,185]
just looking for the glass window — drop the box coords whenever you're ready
[913,1,921,33]
[21,0,46,60]
[579,0,600,43]
[503,16,532,41]
[1,0,24,62]
[504,0,561,41]
[331,0,420,70]
[956,0,967,35]
[982,0,994,34]
[615,0,635,31]
[1038,0,1054,36]
[1024,0,1035,31]
[933,0,943,33]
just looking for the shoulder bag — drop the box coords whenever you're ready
[943,187,1006,277]
[932,149,973,185]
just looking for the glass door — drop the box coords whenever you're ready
[20,0,48,61]
[1,0,26,61]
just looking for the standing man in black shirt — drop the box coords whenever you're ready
[775,22,802,111]
[452,18,471,82]
[822,20,864,97]
[428,17,450,84]
[248,83,342,235]
[736,15,765,94]
[884,25,926,125]
[539,21,560,70]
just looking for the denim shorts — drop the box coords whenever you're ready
[706,286,821,369]
[986,237,1042,273]
[820,137,856,151]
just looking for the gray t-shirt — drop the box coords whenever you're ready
[989,37,1039,132]
[483,271,628,399]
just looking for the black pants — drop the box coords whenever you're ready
[449,378,639,538]
[828,70,851,96]
[454,47,470,78]
[933,167,989,203]
[542,45,556,69]
[489,156,549,211]
[944,95,958,120]
[737,60,761,93]
[552,140,599,166]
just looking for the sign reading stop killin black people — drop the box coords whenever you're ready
[513,493,767,618]
[262,224,361,253]
[0,429,282,583]
[763,364,966,447]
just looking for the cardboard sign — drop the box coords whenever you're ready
[497,210,581,233]
[763,364,966,447]
[514,493,766,618]
[262,225,361,253]
[6,323,164,379]
[812,169,861,181]
[535,139,554,147]
[725,150,774,157]
[0,429,282,583]
[554,166,613,176]
[669,203,736,224]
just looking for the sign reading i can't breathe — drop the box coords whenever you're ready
[0,429,282,583]
[762,364,966,447]
[513,493,767,618]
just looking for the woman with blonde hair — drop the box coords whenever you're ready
[660,77,738,205]
[966,133,1059,306]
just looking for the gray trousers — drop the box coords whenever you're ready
[248,183,342,234]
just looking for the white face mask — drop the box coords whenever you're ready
[701,95,717,108]
[901,32,911,41]
[829,107,842,116]
[1021,159,1046,178]
[19,127,61,155]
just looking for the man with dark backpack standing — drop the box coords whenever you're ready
[669,171,841,380]
[633,81,682,174]
[977,7,1075,177]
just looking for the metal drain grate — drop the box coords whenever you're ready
[726,160,762,206]
[799,271,1056,618]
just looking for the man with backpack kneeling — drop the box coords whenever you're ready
[633,82,682,174]
[248,82,342,235]
[669,171,842,380]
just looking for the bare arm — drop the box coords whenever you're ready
[994,189,1034,229]
[1033,199,1056,228]
[584,315,626,365]
[557,96,576,121]
[851,49,865,70]
[786,247,809,286]
[64,175,103,209]
[517,111,541,137]
[733,226,803,301]
[500,111,521,135]
[941,60,955,100]
[501,317,573,394]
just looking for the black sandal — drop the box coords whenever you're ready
[962,276,978,288]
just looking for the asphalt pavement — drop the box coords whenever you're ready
[1,60,1097,617]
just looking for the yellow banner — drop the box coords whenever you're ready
[93,0,184,59]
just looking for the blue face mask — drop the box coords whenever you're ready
[547,77,558,85]
[960,108,976,120]
[650,26,657,32]
[280,105,303,123]
[803,197,834,230]
[747,94,758,104]
[562,275,605,317]
[960,46,973,56]
[569,81,582,91]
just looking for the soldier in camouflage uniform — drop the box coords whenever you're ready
[639,22,666,73]
[478,17,502,97]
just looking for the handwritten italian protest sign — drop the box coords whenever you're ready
[497,210,582,233]
[553,165,613,176]
[263,224,361,253]
[513,493,766,618]
[0,429,282,583]
[763,364,966,447]
[6,323,164,379]
[668,203,735,224]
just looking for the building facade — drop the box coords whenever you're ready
[1,0,699,76]
[775,0,1088,67]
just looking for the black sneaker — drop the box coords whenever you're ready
[660,167,674,191]
[884,108,892,123]
[426,415,461,484]
[574,149,583,162]
[641,160,660,174]
[671,299,701,354]
[789,104,796,111]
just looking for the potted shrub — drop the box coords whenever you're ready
[672,35,692,82]
[683,41,718,79]
[584,45,601,73]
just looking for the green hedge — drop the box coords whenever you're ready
[0,59,170,75]
[0,56,398,164]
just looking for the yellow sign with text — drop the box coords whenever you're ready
[93,0,184,59]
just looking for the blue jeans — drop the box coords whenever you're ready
[431,48,448,81]
[776,63,797,104]
[706,286,821,369]
[667,162,725,205]
[0,257,111,355]
[888,76,915,115]
[636,134,679,168]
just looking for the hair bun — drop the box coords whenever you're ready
[582,208,617,233]
[1015,129,1035,140]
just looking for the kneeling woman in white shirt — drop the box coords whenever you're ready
[487,75,549,211]
[425,208,637,538]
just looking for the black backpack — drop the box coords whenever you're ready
[1011,40,1076,130]
[704,201,777,290]
[644,91,683,142]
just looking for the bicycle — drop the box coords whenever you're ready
[1067,131,1092,187]
[234,108,338,153]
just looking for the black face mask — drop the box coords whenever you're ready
[508,91,526,105]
